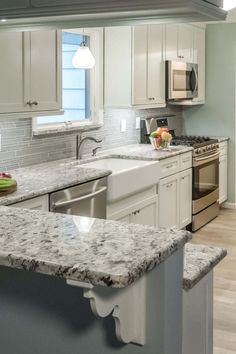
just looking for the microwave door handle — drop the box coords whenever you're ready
[190,67,198,93]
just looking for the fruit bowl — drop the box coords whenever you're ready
[150,137,171,150]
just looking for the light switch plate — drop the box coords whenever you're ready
[136,117,141,129]
[120,119,127,133]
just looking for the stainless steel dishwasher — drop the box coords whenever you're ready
[49,177,107,219]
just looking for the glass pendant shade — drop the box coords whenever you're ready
[72,42,96,69]
[223,0,236,10]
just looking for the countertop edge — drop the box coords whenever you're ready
[183,243,227,291]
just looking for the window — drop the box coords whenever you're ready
[33,28,103,133]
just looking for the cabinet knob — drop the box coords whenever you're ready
[148,97,155,101]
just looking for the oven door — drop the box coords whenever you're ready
[193,152,219,214]
[166,61,198,100]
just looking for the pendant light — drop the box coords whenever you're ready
[72,29,96,69]
[223,0,236,10]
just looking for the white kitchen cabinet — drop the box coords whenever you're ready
[165,24,194,63]
[104,24,166,109]
[0,30,61,116]
[219,141,228,204]
[11,195,49,211]
[0,32,27,114]
[108,190,158,228]
[104,26,132,108]
[158,174,179,229]
[158,152,193,229]
[132,24,165,107]
[179,169,192,228]
[29,30,62,112]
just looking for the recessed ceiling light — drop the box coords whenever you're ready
[1,19,7,22]
[223,0,236,10]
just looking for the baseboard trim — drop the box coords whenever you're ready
[221,202,236,210]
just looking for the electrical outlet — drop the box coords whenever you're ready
[136,117,141,129]
[120,119,127,133]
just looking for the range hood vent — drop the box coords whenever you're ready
[0,0,226,28]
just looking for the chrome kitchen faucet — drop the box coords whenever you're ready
[76,135,102,160]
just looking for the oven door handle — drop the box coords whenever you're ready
[51,187,107,211]
[193,152,219,167]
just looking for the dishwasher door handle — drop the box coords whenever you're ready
[51,187,107,211]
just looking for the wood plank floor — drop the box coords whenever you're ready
[192,208,236,354]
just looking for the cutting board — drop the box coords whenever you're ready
[0,178,17,196]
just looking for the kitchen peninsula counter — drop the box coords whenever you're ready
[0,205,190,354]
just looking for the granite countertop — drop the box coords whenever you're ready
[0,144,192,206]
[183,243,227,291]
[109,144,193,161]
[0,159,111,206]
[0,206,191,288]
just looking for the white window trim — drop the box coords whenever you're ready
[32,27,104,135]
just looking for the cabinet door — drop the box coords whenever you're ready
[178,25,194,63]
[132,25,148,105]
[193,26,205,103]
[11,195,49,211]
[30,30,62,111]
[165,24,179,61]
[104,27,132,108]
[147,25,165,106]
[179,169,192,229]
[116,214,132,223]
[132,196,158,227]
[219,156,228,204]
[158,174,179,229]
[0,31,29,114]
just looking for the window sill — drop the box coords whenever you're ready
[32,123,103,137]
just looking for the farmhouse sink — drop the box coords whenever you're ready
[82,158,160,202]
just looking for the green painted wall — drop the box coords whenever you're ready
[183,23,236,203]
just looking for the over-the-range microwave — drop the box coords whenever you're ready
[166,61,198,101]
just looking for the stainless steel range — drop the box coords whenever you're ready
[172,136,220,231]
[140,116,220,231]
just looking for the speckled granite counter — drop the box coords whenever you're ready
[0,144,192,206]
[109,144,193,161]
[0,159,111,206]
[211,136,229,143]
[183,243,227,291]
[0,206,191,288]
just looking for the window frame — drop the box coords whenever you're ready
[32,27,103,134]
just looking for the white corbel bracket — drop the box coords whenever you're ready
[66,277,146,346]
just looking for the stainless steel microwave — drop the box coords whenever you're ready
[166,61,198,101]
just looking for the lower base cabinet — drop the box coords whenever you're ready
[11,195,49,211]
[158,168,192,229]
[107,190,158,228]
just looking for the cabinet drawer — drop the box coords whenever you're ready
[219,141,228,157]
[180,152,192,171]
[160,156,180,178]
[11,195,49,211]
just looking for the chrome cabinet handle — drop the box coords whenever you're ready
[51,187,107,210]
[166,183,173,188]
[148,97,155,101]
[26,101,38,106]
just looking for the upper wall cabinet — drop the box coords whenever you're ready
[104,24,166,109]
[0,30,62,116]
[132,25,165,107]
[165,23,206,106]
[165,24,194,63]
